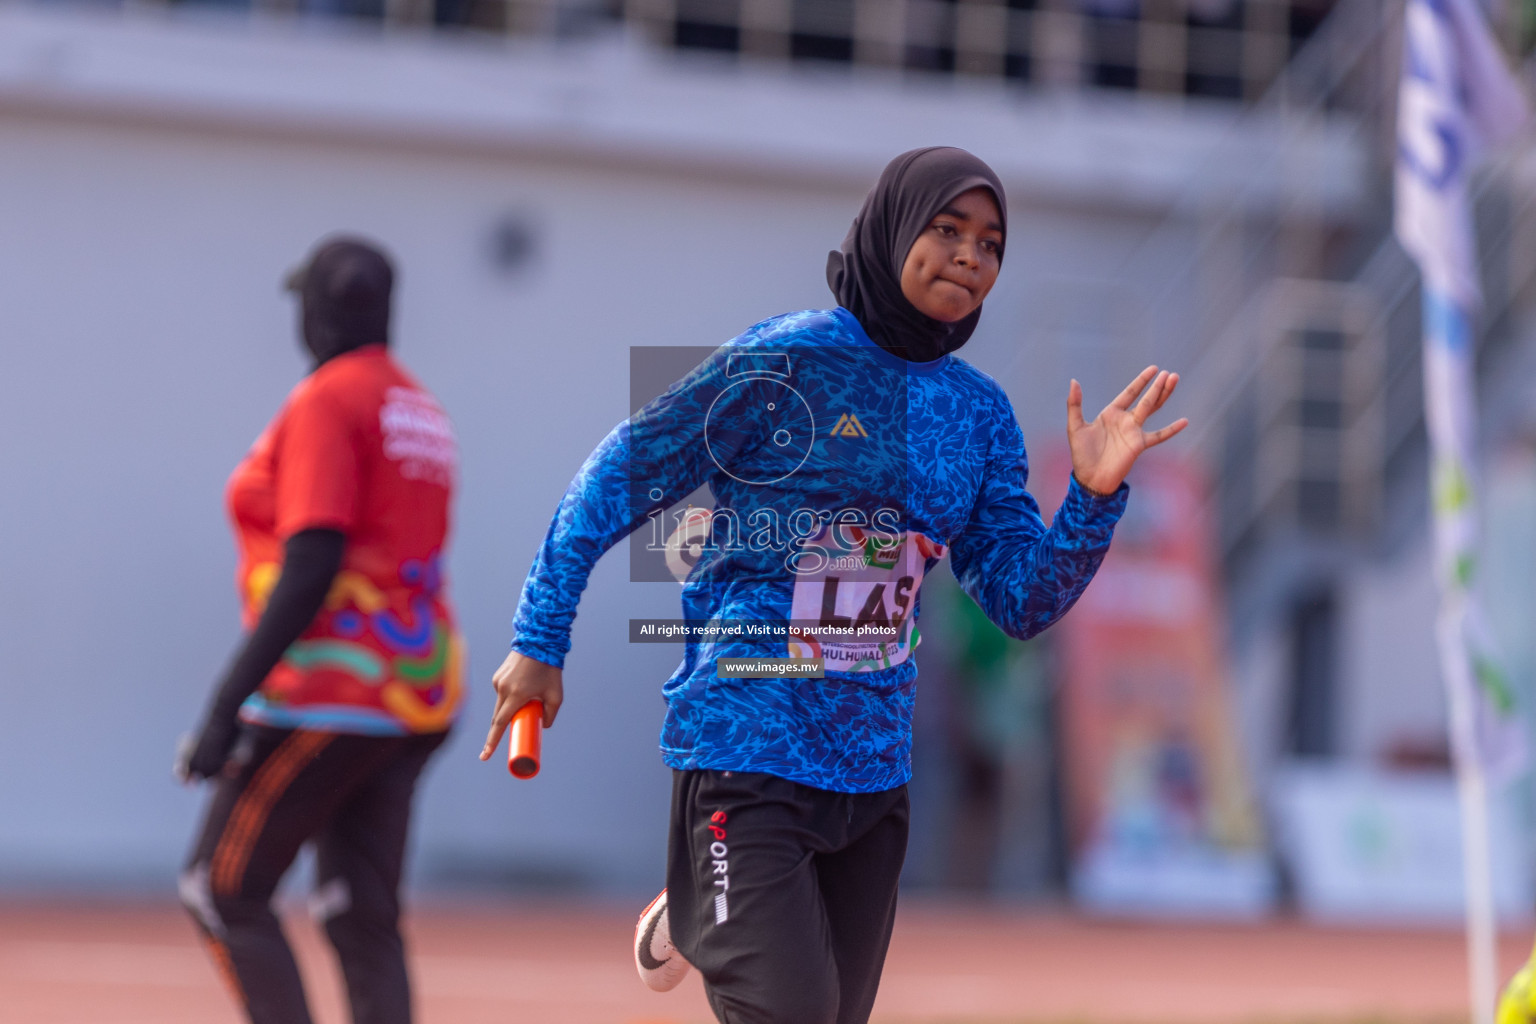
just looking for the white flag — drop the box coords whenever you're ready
[1396,0,1528,308]
[1395,0,1528,781]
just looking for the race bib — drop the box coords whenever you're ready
[787,526,946,673]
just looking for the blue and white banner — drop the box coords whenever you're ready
[1396,0,1528,781]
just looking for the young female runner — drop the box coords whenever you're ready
[481,147,1185,1024]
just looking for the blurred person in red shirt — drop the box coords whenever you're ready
[176,237,461,1024]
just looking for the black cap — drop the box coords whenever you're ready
[288,235,394,366]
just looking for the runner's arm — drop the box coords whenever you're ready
[484,349,762,752]
[948,414,1126,641]
[508,349,761,668]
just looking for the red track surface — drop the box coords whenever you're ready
[0,900,1526,1023]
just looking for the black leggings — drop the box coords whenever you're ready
[180,724,447,1024]
[666,769,910,1024]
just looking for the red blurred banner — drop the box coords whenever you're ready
[1045,449,1274,916]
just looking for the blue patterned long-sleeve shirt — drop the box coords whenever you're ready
[511,307,1126,792]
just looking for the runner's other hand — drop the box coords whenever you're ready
[1067,366,1188,495]
[480,650,564,761]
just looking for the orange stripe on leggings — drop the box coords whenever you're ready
[209,732,311,895]
[214,729,332,893]
[212,730,331,894]
[207,741,293,894]
[210,730,332,895]
[198,933,247,1009]
[214,731,310,877]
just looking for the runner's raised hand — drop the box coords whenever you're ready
[1066,365,1188,494]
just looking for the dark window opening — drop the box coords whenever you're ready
[1285,588,1337,757]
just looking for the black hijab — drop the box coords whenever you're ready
[827,147,1006,363]
[287,236,395,368]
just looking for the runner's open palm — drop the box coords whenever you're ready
[1067,366,1188,494]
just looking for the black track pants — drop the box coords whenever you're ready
[180,725,446,1024]
[666,769,910,1024]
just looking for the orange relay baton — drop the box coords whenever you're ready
[507,700,543,779]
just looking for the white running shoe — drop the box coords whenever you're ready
[634,888,691,992]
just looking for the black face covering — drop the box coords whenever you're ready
[827,147,1007,363]
[288,237,395,367]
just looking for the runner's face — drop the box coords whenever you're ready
[898,187,1003,324]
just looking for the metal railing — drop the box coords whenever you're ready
[204,0,1334,104]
